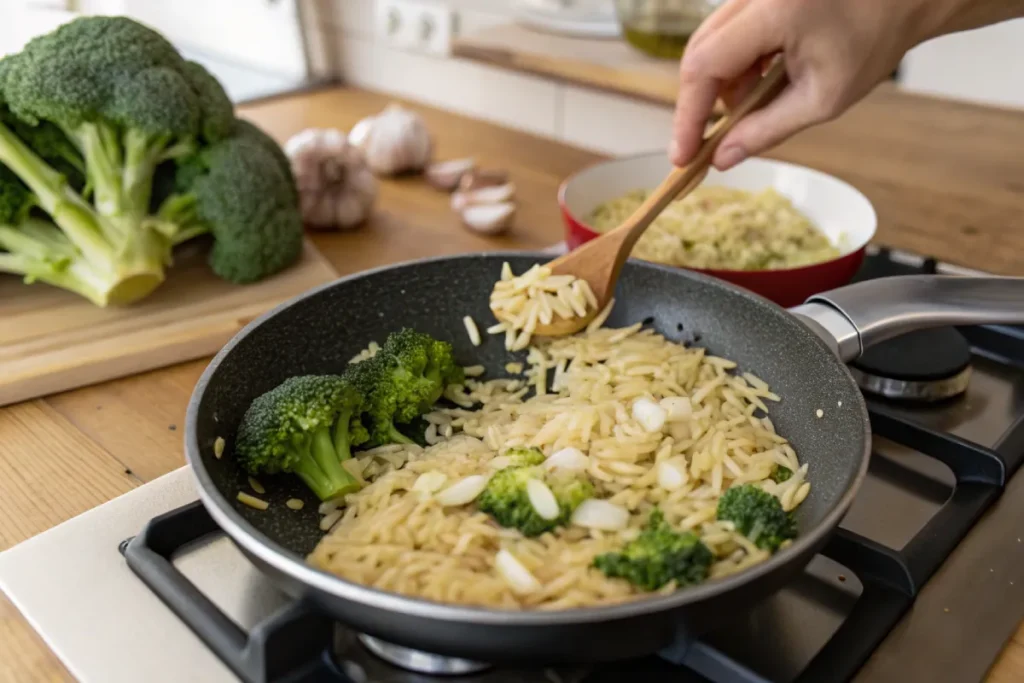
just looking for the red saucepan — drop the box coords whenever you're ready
[559,153,877,307]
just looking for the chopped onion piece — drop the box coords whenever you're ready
[632,398,667,433]
[571,499,629,531]
[657,457,688,491]
[544,447,590,472]
[495,549,541,594]
[660,397,692,421]
[413,471,448,495]
[526,479,560,520]
[435,474,490,506]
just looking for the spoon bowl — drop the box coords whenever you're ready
[494,57,791,339]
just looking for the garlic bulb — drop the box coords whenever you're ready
[348,103,433,176]
[284,128,377,230]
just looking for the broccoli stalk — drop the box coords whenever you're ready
[0,120,170,304]
[235,375,366,502]
[593,509,713,591]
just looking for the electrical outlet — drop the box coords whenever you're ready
[376,0,455,56]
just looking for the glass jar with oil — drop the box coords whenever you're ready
[614,0,720,59]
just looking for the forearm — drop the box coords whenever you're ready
[920,0,1024,42]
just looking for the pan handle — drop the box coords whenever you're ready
[789,275,1024,362]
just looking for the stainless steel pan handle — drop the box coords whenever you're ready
[789,275,1024,362]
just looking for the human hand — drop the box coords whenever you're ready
[669,0,956,171]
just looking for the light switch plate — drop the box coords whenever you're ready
[376,0,455,56]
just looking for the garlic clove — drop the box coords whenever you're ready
[570,499,630,531]
[495,549,541,594]
[459,169,510,192]
[526,478,560,520]
[413,471,449,496]
[451,183,517,212]
[657,457,688,491]
[348,115,376,149]
[461,202,516,236]
[632,398,667,433]
[435,474,490,506]
[426,158,476,192]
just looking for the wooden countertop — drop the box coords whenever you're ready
[3,85,1024,681]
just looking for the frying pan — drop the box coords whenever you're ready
[126,253,1024,671]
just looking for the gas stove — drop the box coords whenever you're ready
[3,244,1024,683]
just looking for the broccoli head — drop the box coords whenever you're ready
[477,464,594,537]
[346,354,417,448]
[235,375,366,501]
[157,118,303,283]
[593,509,713,591]
[377,328,465,420]
[1,16,235,216]
[500,446,546,468]
[716,484,796,552]
[340,329,465,447]
[0,16,303,306]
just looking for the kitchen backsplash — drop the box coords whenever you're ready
[304,0,676,156]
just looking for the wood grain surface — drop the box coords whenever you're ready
[0,239,336,408]
[3,84,1024,682]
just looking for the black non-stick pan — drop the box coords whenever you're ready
[126,253,1024,670]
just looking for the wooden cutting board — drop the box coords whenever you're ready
[0,238,337,407]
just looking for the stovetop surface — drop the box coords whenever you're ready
[6,245,1024,683]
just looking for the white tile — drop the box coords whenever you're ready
[899,19,1024,111]
[560,86,674,156]
[334,34,560,137]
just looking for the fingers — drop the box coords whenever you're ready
[720,64,763,111]
[712,80,821,170]
[670,2,783,167]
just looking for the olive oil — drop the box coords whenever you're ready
[615,1,715,60]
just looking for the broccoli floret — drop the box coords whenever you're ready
[716,484,796,552]
[235,375,366,502]
[346,354,417,448]
[770,464,793,483]
[477,465,593,537]
[377,328,465,420]
[593,509,713,591]
[500,447,545,467]
[0,16,302,305]
[339,329,465,448]
[155,118,302,283]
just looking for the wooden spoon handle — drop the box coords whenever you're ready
[615,57,791,250]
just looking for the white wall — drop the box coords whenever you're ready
[900,19,1024,111]
[308,0,676,156]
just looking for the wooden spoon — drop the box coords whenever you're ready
[520,57,790,338]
